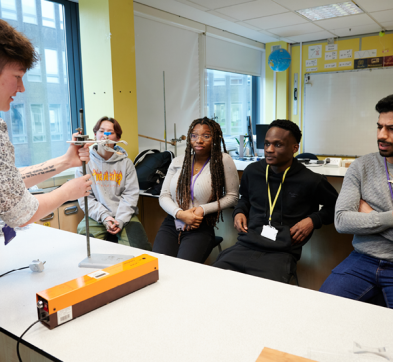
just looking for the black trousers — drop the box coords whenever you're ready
[153,214,215,263]
[213,243,297,284]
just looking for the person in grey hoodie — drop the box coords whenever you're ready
[76,116,151,250]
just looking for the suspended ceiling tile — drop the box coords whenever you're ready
[286,30,336,43]
[214,0,288,21]
[355,0,393,13]
[333,23,383,37]
[245,11,308,29]
[236,21,262,31]
[206,10,239,22]
[370,9,393,24]
[268,22,323,37]
[381,21,393,30]
[272,0,346,11]
[174,0,210,11]
[187,0,255,11]
[315,13,375,30]
[216,20,280,42]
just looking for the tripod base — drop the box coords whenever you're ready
[79,253,134,269]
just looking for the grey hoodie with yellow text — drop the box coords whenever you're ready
[75,145,139,230]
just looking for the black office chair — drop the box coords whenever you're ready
[296,153,318,160]
[213,236,223,253]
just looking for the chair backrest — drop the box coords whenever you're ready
[296,152,318,160]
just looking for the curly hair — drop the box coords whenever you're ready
[0,19,38,74]
[376,95,393,114]
[93,116,123,139]
[268,119,302,144]
[176,117,227,228]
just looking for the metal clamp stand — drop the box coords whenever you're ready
[76,109,134,269]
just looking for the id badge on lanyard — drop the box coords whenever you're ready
[261,165,290,241]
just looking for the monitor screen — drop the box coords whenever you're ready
[256,124,269,149]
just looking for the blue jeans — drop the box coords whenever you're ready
[320,250,393,308]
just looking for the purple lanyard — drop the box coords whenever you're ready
[384,158,393,201]
[190,156,210,201]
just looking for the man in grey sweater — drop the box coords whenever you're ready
[320,94,393,308]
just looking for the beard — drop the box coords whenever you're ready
[379,149,393,158]
[378,140,393,158]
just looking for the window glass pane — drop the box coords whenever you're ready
[49,104,62,141]
[62,51,67,84]
[41,0,54,28]
[1,0,72,167]
[45,48,59,83]
[11,104,27,144]
[206,69,252,136]
[58,3,63,29]
[26,47,41,82]
[22,0,36,24]
[1,0,17,20]
[30,104,46,142]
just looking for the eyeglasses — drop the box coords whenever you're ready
[190,134,212,141]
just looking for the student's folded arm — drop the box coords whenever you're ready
[115,161,139,229]
[308,175,338,229]
[75,167,110,223]
[199,154,239,215]
[159,160,182,218]
[334,164,393,234]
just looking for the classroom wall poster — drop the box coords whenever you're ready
[354,49,377,59]
[339,61,352,67]
[339,49,353,59]
[306,59,317,67]
[308,45,322,59]
[325,44,337,51]
[384,56,393,67]
[354,56,391,69]
[325,51,337,60]
[324,63,336,69]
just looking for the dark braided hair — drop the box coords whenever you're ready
[176,117,227,227]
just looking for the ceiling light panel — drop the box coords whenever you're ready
[296,2,364,21]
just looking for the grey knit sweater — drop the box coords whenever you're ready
[335,152,393,261]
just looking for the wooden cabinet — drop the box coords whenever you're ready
[137,195,167,246]
[35,209,59,229]
[58,201,85,233]
[35,201,84,234]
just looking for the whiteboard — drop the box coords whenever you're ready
[303,67,393,156]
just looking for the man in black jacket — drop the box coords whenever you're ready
[213,120,338,283]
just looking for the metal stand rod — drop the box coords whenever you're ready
[163,71,167,151]
[79,109,90,258]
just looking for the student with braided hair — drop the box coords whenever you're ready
[153,117,239,263]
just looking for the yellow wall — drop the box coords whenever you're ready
[289,33,393,154]
[79,0,139,159]
[265,41,289,123]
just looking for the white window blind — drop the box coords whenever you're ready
[206,36,263,77]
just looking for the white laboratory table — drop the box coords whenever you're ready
[1,224,392,362]
[233,158,348,177]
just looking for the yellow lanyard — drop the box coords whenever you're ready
[266,165,290,225]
